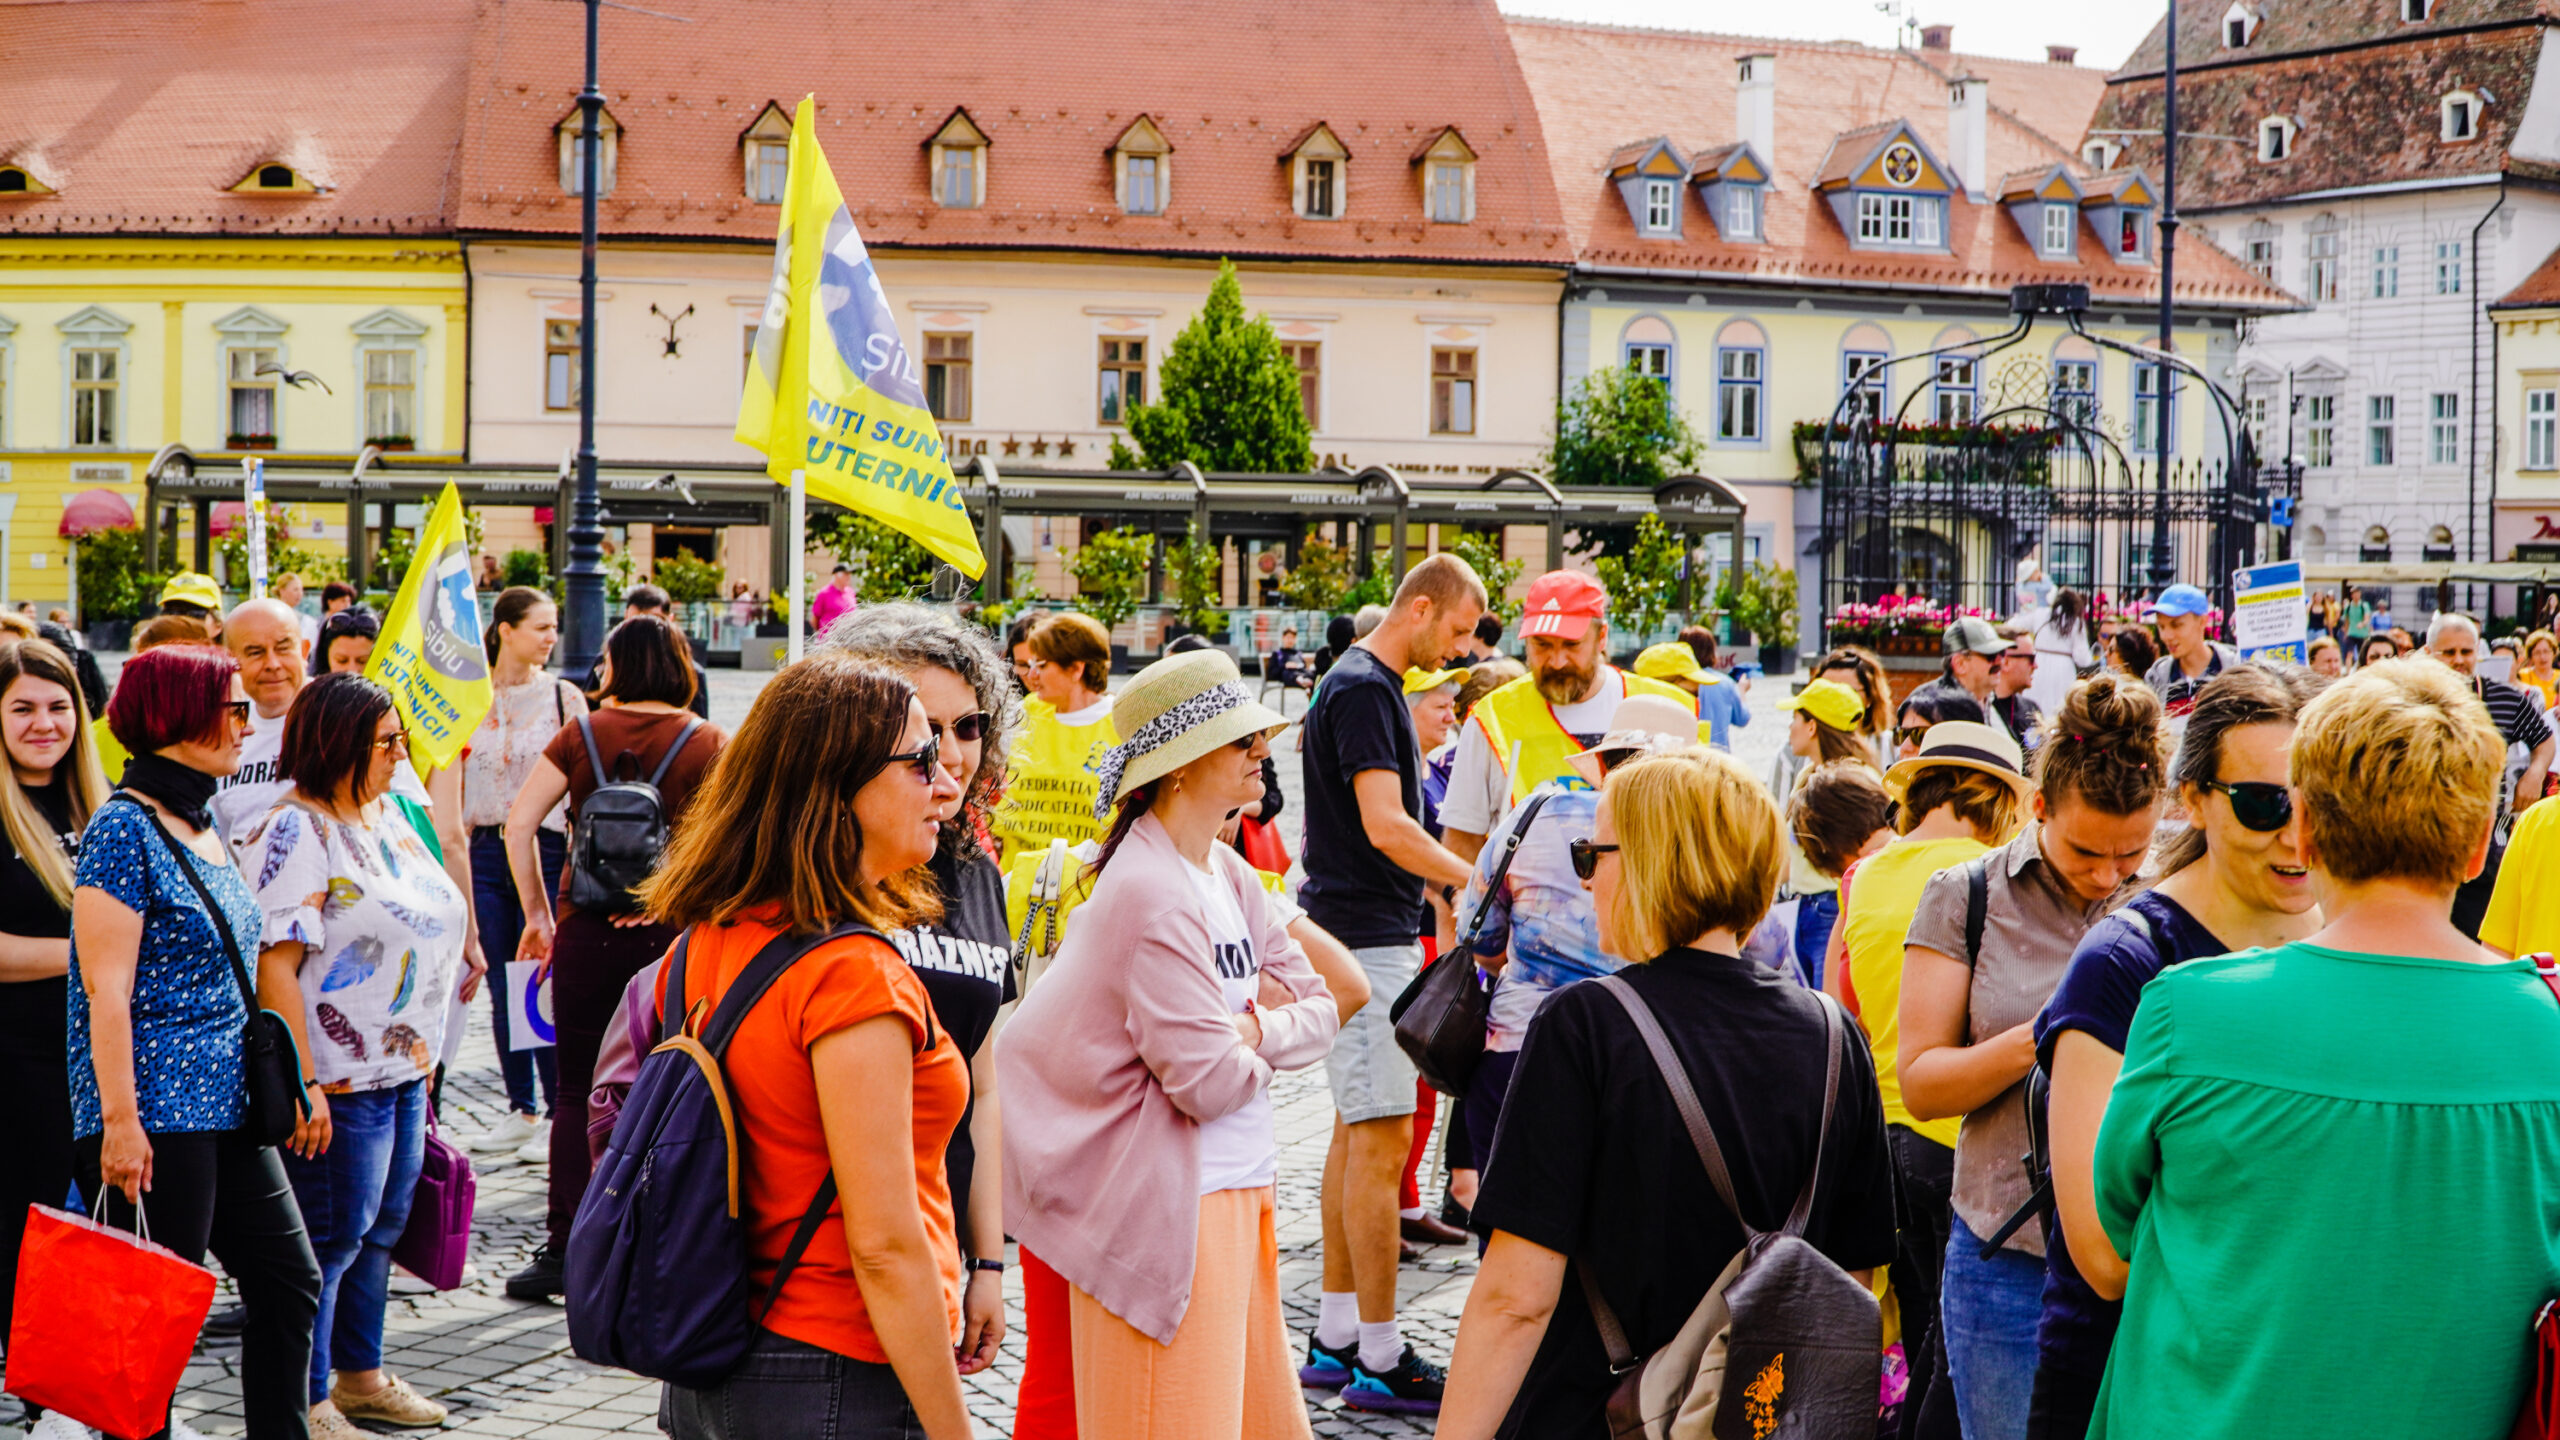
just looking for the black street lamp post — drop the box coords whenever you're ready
[2150,0,2182,593]
[563,0,608,678]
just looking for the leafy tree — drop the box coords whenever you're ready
[74,526,157,621]
[811,511,938,602]
[652,553,726,605]
[501,548,554,592]
[1445,530,1524,625]
[1164,521,1230,638]
[1591,513,1683,643]
[1543,364,1705,489]
[1123,259,1315,473]
[1277,528,1353,612]
[1341,569,1392,612]
[1067,526,1155,633]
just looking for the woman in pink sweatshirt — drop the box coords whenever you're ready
[1001,650,1346,1440]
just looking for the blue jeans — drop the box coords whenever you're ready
[1941,1211,2043,1440]
[282,1078,427,1403]
[471,827,562,1116]
[662,1328,920,1439]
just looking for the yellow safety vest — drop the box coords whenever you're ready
[1470,669,1707,805]
[991,701,1123,867]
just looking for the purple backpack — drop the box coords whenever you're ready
[564,921,878,1387]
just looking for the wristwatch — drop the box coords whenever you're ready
[968,1258,1006,1276]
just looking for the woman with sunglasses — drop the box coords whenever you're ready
[822,604,1021,1386]
[2023,666,2321,1440]
[1894,688,1989,761]
[636,652,974,1439]
[234,674,471,1435]
[1003,650,1346,1440]
[501,614,726,1303]
[71,644,322,1439]
[990,612,1118,866]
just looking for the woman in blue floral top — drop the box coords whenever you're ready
[234,674,469,1437]
[72,643,321,1440]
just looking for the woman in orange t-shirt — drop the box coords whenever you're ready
[636,651,974,1440]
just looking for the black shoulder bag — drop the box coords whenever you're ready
[1390,790,1552,1096]
[126,795,311,1149]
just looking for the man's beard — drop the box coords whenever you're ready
[1534,658,1599,706]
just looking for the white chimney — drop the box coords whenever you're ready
[1737,53,1776,163]
[1948,74,1988,200]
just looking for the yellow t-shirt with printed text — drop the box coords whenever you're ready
[990,697,1121,869]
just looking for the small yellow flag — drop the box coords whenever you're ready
[737,95,984,578]
[364,483,492,770]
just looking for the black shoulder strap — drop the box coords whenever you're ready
[577,713,607,789]
[1964,855,1991,969]
[645,717,706,791]
[657,931,694,1045]
[1462,789,1552,953]
[554,679,567,727]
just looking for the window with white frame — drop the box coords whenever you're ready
[2530,389,2558,469]
[1643,179,1677,234]
[1716,348,1763,441]
[1431,347,1476,434]
[2430,393,2459,464]
[1935,355,1977,424]
[2041,203,2075,256]
[1302,158,1340,219]
[1856,193,1941,247]
[2245,230,2278,280]
[2307,220,2339,301]
[747,140,787,204]
[1726,185,1760,240]
[2368,394,2396,465]
[2054,360,2097,424]
[70,347,115,447]
[2404,0,2434,19]
[2134,362,2172,453]
[1284,341,1321,428]
[939,144,979,208]
[2306,393,2336,466]
[2245,393,2271,457]
[545,321,581,411]
[225,350,276,441]
[2437,240,2464,293]
[363,350,415,444]
[1429,162,1469,223]
[1625,342,1671,384]
[2259,117,2295,162]
[2373,245,2400,297]
[924,333,972,423]
[1843,351,1887,422]
[2082,139,2122,170]
[557,108,620,197]
[2443,91,2480,142]
[2224,2,2254,47]
[1125,155,1161,215]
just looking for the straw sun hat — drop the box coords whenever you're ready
[1090,649,1289,818]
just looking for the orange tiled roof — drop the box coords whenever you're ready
[1508,16,2295,313]
[0,0,471,236]
[2494,242,2560,309]
[454,0,1570,265]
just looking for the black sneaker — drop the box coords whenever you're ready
[1340,1344,1446,1414]
[200,1302,249,1338]
[1437,1193,1472,1231]
[1297,1332,1355,1389]
[504,1242,566,1301]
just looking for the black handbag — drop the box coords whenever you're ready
[131,797,311,1149]
[1390,791,1550,1096]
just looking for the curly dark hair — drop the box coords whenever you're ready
[819,602,1023,863]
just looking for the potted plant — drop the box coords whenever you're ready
[367,435,415,452]
[226,432,277,450]
[1163,521,1231,649]
[1749,564,1800,677]
[1066,526,1154,670]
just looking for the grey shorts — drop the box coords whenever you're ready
[1326,943,1422,1124]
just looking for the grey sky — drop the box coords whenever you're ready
[1496,0,2161,71]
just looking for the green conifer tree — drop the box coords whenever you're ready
[1124,259,1315,473]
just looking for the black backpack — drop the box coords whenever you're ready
[568,714,704,914]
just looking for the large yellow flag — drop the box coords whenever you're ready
[364,483,492,770]
[737,96,984,578]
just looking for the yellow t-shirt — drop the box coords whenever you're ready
[1839,835,1989,1148]
[990,698,1121,868]
[2483,797,2560,960]
[93,714,128,783]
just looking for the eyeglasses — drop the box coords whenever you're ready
[370,730,411,755]
[1896,724,1933,747]
[932,711,989,744]
[881,731,944,784]
[1568,839,1620,881]
[2200,779,2293,832]
[221,700,252,728]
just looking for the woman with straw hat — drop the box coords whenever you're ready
[1000,650,1352,1440]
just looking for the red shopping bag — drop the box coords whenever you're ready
[6,1202,217,1440]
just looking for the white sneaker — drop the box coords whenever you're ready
[29,1412,96,1440]
[512,1117,553,1166]
[469,1110,540,1155]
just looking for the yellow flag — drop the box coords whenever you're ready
[364,483,492,770]
[738,96,984,578]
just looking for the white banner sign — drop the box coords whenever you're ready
[2231,561,2307,665]
[504,960,556,1052]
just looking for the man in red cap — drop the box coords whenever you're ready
[1439,570,1702,865]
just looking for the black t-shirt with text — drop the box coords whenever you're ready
[1298,645,1426,951]
[1472,947,1899,1440]
[888,843,1015,1254]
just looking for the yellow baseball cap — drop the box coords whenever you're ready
[1633,641,1720,686]
[1403,665,1471,695]
[1779,677,1866,733]
[160,572,222,612]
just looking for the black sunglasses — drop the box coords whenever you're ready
[932,711,989,744]
[2200,779,2292,832]
[222,700,253,727]
[1568,839,1620,881]
[880,731,944,784]
[1896,724,1933,747]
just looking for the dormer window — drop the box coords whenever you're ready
[2259,116,2297,162]
[2041,203,2075,256]
[1726,185,1760,240]
[1608,137,1691,240]
[556,107,620,197]
[2119,210,2147,256]
[1818,124,1954,252]
[2223,2,2258,47]
[1693,143,1769,244]
[2443,90,2484,142]
[927,109,989,209]
[740,101,790,204]
[231,162,320,195]
[1643,179,1677,233]
[1111,116,1172,216]
[1411,127,1477,224]
[2082,139,2122,170]
[1857,193,1941,246]
[2404,0,2434,19]
[1285,123,1349,220]
[0,165,50,196]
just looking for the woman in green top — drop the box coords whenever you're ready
[2092,658,2560,1440]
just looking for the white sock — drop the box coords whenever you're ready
[1399,1206,1424,1220]
[1358,1319,1404,1373]
[1316,1291,1359,1350]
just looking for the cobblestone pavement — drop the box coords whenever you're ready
[47,656,1796,1438]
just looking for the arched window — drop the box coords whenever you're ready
[2362,525,2393,562]
[1621,314,1675,384]
[1839,322,1893,422]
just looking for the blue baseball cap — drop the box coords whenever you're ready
[2146,584,2212,618]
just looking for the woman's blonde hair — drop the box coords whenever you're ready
[0,640,109,907]
[2292,657,2503,890]
[1599,745,1784,961]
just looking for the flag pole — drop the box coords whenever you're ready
[787,466,807,664]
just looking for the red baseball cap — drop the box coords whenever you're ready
[1519,570,1607,640]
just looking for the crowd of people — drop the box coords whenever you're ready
[8,547,2560,1440]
